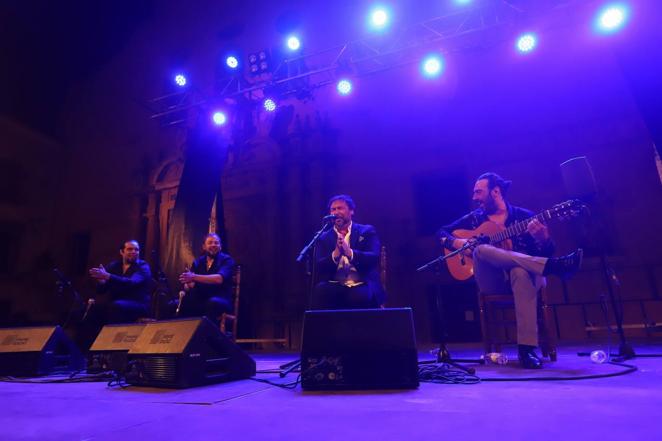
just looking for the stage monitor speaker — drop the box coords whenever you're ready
[0,326,84,376]
[300,308,419,391]
[125,317,256,388]
[87,323,146,374]
[560,156,598,200]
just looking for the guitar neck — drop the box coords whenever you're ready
[489,210,553,244]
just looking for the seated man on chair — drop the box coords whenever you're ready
[438,173,582,369]
[88,239,152,324]
[79,240,152,350]
[312,194,385,310]
[177,233,235,326]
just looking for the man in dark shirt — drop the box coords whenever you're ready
[177,233,235,326]
[312,194,385,310]
[88,239,152,323]
[438,173,582,368]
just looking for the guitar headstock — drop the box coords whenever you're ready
[548,199,586,221]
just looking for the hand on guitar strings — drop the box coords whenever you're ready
[526,218,550,243]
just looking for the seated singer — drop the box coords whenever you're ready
[177,233,235,326]
[438,173,582,369]
[312,194,385,310]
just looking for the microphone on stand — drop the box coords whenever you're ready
[176,291,186,316]
[323,214,339,222]
[82,298,95,321]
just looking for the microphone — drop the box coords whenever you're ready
[176,290,186,316]
[53,268,71,287]
[323,214,339,222]
[82,298,95,321]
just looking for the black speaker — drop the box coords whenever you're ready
[0,326,84,376]
[87,323,146,374]
[300,308,419,391]
[560,156,598,200]
[125,317,256,388]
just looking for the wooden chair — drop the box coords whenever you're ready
[219,265,241,340]
[478,286,557,361]
[379,245,387,308]
[221,264,289,346]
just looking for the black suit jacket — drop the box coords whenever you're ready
[316,222,385,305]
[97,259,152,305]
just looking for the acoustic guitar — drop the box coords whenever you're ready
[444,200,583,281]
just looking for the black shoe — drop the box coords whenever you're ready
[543,248,583,279]
[518,345,542,369]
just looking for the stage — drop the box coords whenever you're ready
[2,343,661,441]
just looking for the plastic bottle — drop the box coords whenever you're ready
[590,350,607,364]
[484,352,509,365]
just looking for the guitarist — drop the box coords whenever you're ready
[438,172,582,369]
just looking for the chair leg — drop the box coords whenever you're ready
[220,313,227,334]
[478,294,492,355]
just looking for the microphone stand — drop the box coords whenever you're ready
[296,221,333,263]
[416,241,475,273]
[416,244,484,375]
[281,219,334,377]
[53,268,83,329]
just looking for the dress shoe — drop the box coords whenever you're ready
[518,345,542,369]
[543,248,583,279]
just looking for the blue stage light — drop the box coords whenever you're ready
[287,36,301,51]
[174,74,187,87]
[516,33,537,53]
[212,111,227,125]
[595,3,630,34]
[421,55,444,78]
[368,5,392,31]
[337,79,353,95]
[453,0,473,5]
[371,8,389,28]
[226,56,239,69]
[263,98,277,112]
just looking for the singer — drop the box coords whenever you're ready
[177,233,235,326]
[311,194,385,310]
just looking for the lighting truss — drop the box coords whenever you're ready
[149,0,575,123]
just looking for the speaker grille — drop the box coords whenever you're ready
[141,357,178,383]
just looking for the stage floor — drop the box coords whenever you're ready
[2,343,661,441]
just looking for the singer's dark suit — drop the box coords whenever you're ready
[312,222,385,310]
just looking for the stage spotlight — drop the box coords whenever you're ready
[595,3,630,34]
[516,33,537,53]
[287,35,301,51]
[421,55,444,78]
[337,79,353,96]
[174,74,187,87]
[248,50,271,75]
[212,111,227,126]
[226,56,239,69]
[263,98,277,112]
[453,0,472,5]
[368,5,391,31]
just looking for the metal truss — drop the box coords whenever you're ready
[149,0,574,123]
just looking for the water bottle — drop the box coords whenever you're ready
[484,352,509,365]
[590,350,607,364]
